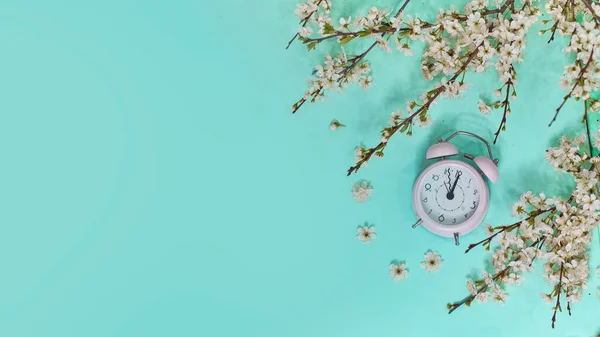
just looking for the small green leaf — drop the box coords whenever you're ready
[378,24,390,31]
[357,29,372,37]
[307,42,318,51]
[339,35,356,44]
[400,123,409,133]
[323,23,335,35]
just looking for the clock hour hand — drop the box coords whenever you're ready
[446,171,462,200]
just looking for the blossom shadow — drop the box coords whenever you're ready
[389,259,409,270]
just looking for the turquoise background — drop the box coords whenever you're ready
[0,0,598,336]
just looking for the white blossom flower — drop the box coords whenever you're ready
[478,99,492,114]
[376,36,392,53]
[354,146,367,166]
[491,285,508,305]
[359,76,372,90]
[484,224,495,236]
[482,270,494,286]
[395,38,413,56]
[421,251,443,272]
[339,16,352,31]
[466,278,478,295]
[541,292,553,304]
[298,26,313,38]
[389,262,409,281]
[356,223,376,243]
[388,108,403,126]
[390,16,402,30]
[352,181,373,203]
[511,200,528,218]
[476,291,489,303]
[414,114,433,128]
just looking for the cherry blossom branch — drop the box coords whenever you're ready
[346,39,486,176]
[301,22,435,45]
[549,49,595,126]
[493,74,513,144]
[286,0,325,50]
[448,232,541,314]
[330,0,414,80]
[291,50,373,113]
[302,0,516,46]
[464,207,554,254]
[551,263,564,329]
[447,264,514,314]
[292,0,521,115]
[292,0,414,114]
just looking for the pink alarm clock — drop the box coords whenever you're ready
[411,131,499,246]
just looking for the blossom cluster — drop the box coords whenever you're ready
[288,0,600,174]
[292,51,372,112]
[449,133,600,328]
[544,0,600,104]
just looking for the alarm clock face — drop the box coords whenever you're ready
[414,160,488,229]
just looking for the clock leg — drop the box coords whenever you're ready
[454,232,460,246]
[412,219,422,228]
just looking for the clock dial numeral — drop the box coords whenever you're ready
[432,174,439,181]
[425,183,432,191]
[464,214,468,218]
[452,218,456,224]
[438,214,445,223]
[444,168,450,175]
[467,179,472,188]
[473,189,478,195]
[470,201,477,209]
[428,209,433,215]
[422,197,428,203]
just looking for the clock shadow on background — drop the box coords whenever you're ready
[496,125,579,207]
[412,113,574,206]
[412,112,501,175]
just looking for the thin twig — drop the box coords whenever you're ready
[549,50,595,127]
[286,0,325,49]
[493,77,512,144]
[447,264,514,314]
[547,21,559,43]
[551,264,564,329]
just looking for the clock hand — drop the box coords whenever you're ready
[447,171,462,200]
